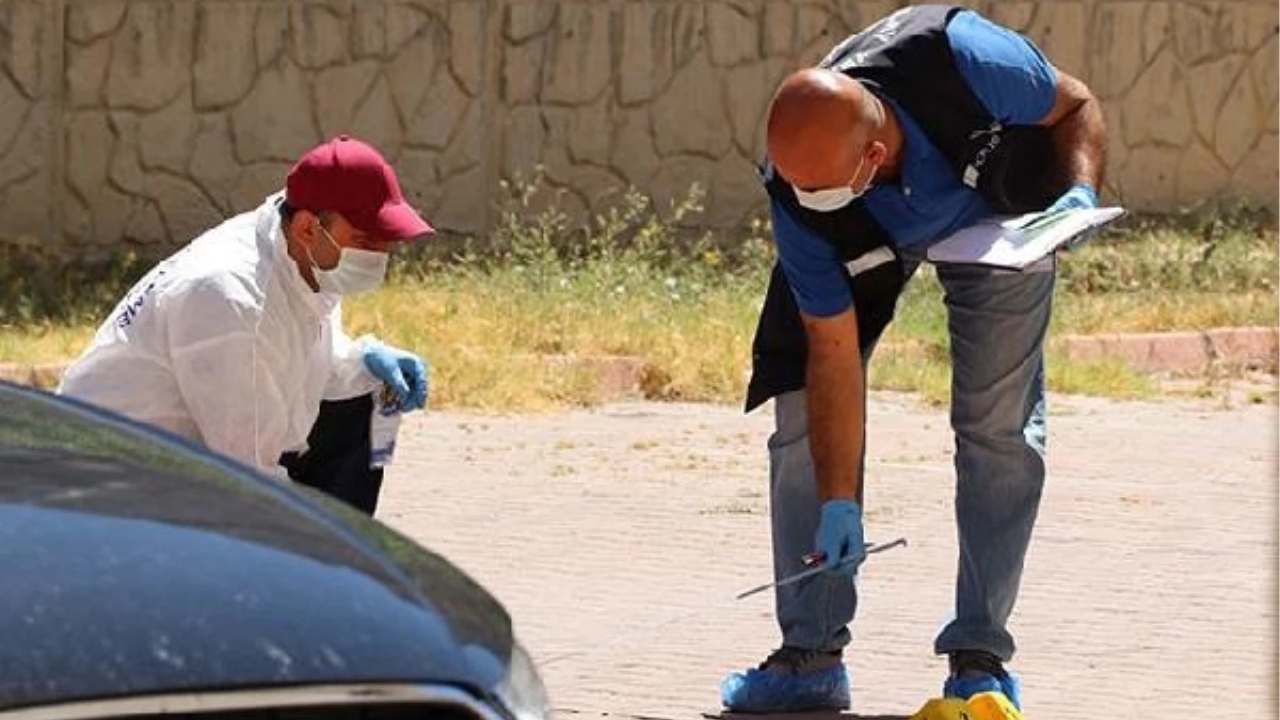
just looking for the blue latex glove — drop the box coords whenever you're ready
[363,342,429,413]
[1045,183,1099,214]
[815,499,866,576]
[1043,183,1104,249]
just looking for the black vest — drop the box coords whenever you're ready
[744,4,1065,412]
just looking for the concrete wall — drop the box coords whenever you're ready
[0,0,1275,258]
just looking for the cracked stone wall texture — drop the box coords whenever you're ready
[0,0,1276,258]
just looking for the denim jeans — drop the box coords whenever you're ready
[769,254,1055,662]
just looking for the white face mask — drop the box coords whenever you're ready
[793,155,880,213]
[308,225,389,295]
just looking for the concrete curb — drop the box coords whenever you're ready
[4,326,1275,398]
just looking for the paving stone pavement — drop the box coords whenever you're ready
[377,390,1278,720]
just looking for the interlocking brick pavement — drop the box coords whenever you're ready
[378,390,1278,720]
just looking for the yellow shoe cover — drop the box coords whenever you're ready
[907,698,969,720]
[965,691,1023,719]
[908,692,1023,720]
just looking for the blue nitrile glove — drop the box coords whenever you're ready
[362,342,429,413]
[1044,183,1104,249]
[815,499,866,576]
[1045,183,1099,214]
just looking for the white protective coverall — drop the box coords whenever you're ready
[58,193,383,479]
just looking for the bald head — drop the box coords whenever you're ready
[766,68,884,191]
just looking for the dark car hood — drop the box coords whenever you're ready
[0,385,514,710]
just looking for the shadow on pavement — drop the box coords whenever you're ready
[711,707,911,712]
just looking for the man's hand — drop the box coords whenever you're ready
[815,498,866,576]
[1045,183,1098,214]
[363,342,429,412]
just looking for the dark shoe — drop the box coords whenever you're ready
[942,650,1022,710]
[720,646,851,713]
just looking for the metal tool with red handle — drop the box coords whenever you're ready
[735,537,909,600]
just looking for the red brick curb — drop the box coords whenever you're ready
[1053,326,1277,374]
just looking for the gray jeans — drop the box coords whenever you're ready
[768,258,1055,662]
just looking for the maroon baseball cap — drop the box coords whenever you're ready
[285,135,434,241]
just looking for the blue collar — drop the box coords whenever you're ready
[878,96,938,199]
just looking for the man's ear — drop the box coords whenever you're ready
[867,140,889,165]
[287,209,322,248]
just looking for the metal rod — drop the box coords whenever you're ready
[735,537,908,601]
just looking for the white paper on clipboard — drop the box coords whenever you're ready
[926,206,1126,270]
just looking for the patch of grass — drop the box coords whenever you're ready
[0,323,98,367]
[0,244,153,326]
[345,272,762,409]
[1051,289,1276,334]
[866,336,953,407]
[1045,354,1155,399]
[1056,206,1278,294]
[2,176,1275,409]
[336,177,771,410]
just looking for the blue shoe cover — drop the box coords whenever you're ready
[943,671,1022,711]
[721,662,850,713]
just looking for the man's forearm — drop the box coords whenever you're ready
[1050,75,1107,190]
[803,311,866,503]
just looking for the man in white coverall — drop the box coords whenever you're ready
[59,135,432,516]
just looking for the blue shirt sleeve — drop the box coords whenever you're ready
[770,197,852,318]
[946,10,1058,124]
